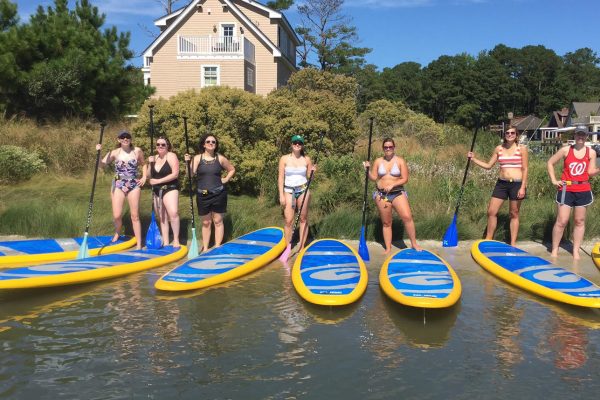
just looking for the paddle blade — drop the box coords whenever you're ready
[188,227,199,259]
[358,226,370,261]
[146,210,163,249]
[77,232,90,259]
[279,244,292,264]
[442,214,458,247]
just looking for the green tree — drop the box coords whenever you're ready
[560,48,600,103]
[266,0,294,11]
[380,62,423,112]
[0,0,17,31]
[296,0,371,72]
[0,0,152,120]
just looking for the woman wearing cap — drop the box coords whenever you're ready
[363,138,421,254]
[185,134,235,252]
[467,126,528,246]
[148,136,180,248]
[547,125,597,259]
[97,130,147,249]
[278,135,315,250]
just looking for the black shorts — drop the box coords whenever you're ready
[197,187,228,215]
[491,179,526,201]
[555,190,593,208]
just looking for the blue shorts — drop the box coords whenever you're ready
[555,190,593,208]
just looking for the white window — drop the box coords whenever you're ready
[201,65,220,87]
[222,24,235,37]
[246,66,254,87]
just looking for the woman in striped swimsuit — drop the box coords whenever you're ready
[468,127,529,246]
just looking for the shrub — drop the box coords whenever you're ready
[0,145,46,183]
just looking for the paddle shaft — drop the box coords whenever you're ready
[453,126,479,216]
[84,123,106,233]
[183,116,196,229]
[361,118,374,227]
[149,105,156,207]
[292,132,325,234]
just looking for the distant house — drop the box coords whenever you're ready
[142,0,300,98]
[540,107,569,142]
[510,114,543,141]
[541,103,600,143]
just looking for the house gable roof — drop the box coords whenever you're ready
[571,102,600,124]
[143,0,297,60]
[154,6,185,28]
[511,115,543,131]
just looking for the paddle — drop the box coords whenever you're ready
[77,123,106,259]
[183,116,199,258]
[146,105,163,249]
[442,124,479,247]
[279,131,326,264]
[358,117,374,261]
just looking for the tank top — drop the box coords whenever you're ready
[497,145,522,169]
[560,146,591,192]
[284,155,308,187]
[196,153,224,190]
[151,156,178,186]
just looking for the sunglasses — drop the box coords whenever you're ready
[156,143,167,148]
[292,141,303,146]
[505,131,517,135]
[383,146,395,150]
[119,136,131,140]
[205,140,216,144]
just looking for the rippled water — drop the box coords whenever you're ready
[1,241,600,399]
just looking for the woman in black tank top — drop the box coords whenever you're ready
[148,136,181,248]
[185,134,235,252]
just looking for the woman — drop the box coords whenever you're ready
[364,138,420,254]
[148,136,180,248]
[97,130,146,250]
[468,126,528,246]
[278,135,315,251]
[186,134,235,252]
[547,125,597,259]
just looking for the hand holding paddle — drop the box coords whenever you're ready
[77,122,106,259]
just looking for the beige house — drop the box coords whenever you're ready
[142,0,299,98]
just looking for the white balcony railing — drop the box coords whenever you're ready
[590,116,600,124]
[179,35,243,56]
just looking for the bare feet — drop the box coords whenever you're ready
[383,248,391,255]
[573,251,581,260]
[412,244,423,251]
[111,232,120,243]
[550,249,559,258]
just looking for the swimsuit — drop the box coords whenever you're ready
[375,157,404,202]
[113,155,139,194]
[497,145,523,169]
[284,156,308,208]
[195,154,227,215]
[151,158,179,198]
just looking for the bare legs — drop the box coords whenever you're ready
[111,187,142,249]
[154,190,180,247]
[282,191,311,250]
[551,205,586,260]
[200,211,224,252]
[486,197,522,246]
[375,193,420,254]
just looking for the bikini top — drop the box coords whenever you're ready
[378,157,401,177]
[284,155,308,187]
[497,145,522,169]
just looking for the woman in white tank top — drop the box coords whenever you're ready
[278,135,315,252]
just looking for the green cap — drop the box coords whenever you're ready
[291,135,304,144]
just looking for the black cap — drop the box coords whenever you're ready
[117,130,132,139]
[573,125,589,135]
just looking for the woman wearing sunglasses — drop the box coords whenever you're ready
[96,130,147,249]
[278,135,315,251]
[185,134,235,252]
[148,136,180,248]
[547,125,597,259]
[467,126,528,246]
[364,138,420,254]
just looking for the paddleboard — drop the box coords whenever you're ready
[155,227,285,291]
[472,240,600,308]
[0,246,187,289]
[380,248,461,308]
[592,243,600,271]
[292,239,368,306]
[0,236,136,267]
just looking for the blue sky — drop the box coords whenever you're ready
[13,0,600,69]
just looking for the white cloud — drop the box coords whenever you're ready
[344,0,488,8]
[96,0,165,19]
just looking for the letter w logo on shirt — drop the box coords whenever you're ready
[569,162,586,176]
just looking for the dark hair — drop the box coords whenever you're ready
[156,136,172,151]
[382,137,395,148]
[199,134,219,154]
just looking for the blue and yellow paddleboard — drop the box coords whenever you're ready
[591,243,600,271]
[380,248,461,308]
[472,240,600,308]
[292,239,368,306]
[155,227,285,291]
[0,246,187,289]
[0,236,136,267]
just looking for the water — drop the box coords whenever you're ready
[1,241,600,399]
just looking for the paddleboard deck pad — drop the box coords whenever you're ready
[0,236,136,267]
[292,239,368,306]
[472,240,600,308]
[380,248,461,308]
[0,245,187,289]
[155,227,285,291]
